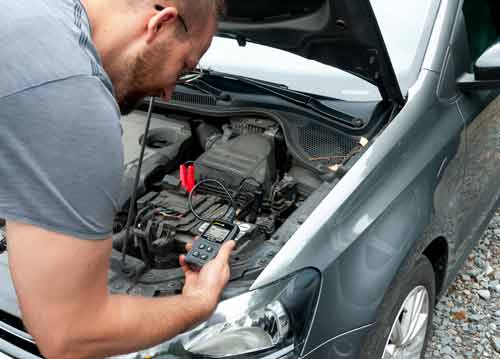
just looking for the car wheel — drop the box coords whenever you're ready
[360,255,436,359]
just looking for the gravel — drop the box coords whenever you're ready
[425,210,500,359]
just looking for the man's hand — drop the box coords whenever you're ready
[179,240,235,319]
[6,221,234,358]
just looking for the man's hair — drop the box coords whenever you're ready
[177,0,225,31]
[132,0,225,31]
[184,0,225,18]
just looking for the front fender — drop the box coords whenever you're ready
[303,179,435,353]
[252,68,465,355]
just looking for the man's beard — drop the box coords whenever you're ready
[116,45,168,115]
[118,88,148,115]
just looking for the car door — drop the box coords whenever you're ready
[454,0,500,266]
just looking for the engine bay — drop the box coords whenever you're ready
[114,113,323,270]
[109,107,370,297]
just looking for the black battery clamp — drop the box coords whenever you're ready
[185,220,239,269]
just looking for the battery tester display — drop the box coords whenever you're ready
[185,220,239,268]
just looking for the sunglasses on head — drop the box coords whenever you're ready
[153,4,204,84]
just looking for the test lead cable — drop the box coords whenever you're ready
[121,97,155,264]
[188,178,236,223]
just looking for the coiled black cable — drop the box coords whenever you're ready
[188,178,235,222]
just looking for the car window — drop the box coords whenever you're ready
[463,0,500,64]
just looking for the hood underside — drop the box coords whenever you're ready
[218,0,405,105]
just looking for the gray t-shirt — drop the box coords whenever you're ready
[0,0,124,239]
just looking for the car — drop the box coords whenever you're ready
[1,0,500,358]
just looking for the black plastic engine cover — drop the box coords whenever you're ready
[119,116,192,208]
[195,134,275,190]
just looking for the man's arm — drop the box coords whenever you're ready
[7,220,234,358]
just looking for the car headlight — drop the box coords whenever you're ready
[184,299,291,356]
[112,268,320,359]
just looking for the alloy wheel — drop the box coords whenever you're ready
[382,286,430,359]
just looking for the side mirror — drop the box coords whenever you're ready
[457,42,500,91]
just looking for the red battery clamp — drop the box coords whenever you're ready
[180,164,196,193]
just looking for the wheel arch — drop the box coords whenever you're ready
[422,236,449,298]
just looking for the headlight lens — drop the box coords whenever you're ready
[112,268,320,359]
[184,300,291,356]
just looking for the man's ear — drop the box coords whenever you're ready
[145,6,178,44]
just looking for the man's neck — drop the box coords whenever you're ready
[79,0,139,100]
[79,0,147,105]
[80,0,114,65]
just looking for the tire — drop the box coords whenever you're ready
[360,255,436,359]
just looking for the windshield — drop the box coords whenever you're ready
[200,0,440,101]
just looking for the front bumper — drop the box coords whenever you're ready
[0,325,373,359]
[0,352,13,359]
[301,323,373,359]
[0,338,40,359]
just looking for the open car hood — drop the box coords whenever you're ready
[218,0,405,105]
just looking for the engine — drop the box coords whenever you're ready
[196,134,275,191]
[115,115,316,271]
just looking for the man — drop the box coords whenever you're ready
[0,0,234,358]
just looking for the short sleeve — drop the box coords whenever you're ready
[0,76,124,239]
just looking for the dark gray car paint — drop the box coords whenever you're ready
[250,0,500,356]
[2,0,500,358]
[298,68,467,354]
[302,324,373,358]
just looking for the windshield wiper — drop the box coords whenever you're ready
[181,80,232,101]
[202,70,365,128]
